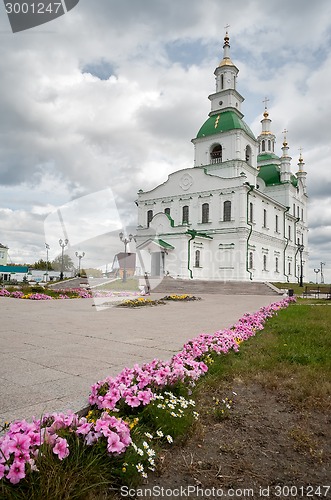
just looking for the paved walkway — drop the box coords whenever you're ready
[0,293,281,425]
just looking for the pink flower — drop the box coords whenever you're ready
[125,394,140,407]
[138,389,153,405]
[6,460,26,484]
[106,431,125,454]
[52,437,69,460]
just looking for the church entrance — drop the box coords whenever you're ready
[151,252,161,276]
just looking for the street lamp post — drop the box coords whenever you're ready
[75,251,85,277]
[297,244,304,287]
[314,268,320,284]
[59,239,68,281]
[45,243,50,282]
[320,262,326,284]
[119,232,133,283]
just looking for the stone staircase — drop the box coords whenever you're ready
[152,277,282,296]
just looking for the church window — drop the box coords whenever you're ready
[288,225,291,240]
[263,209,267,228]
[288,262,291,275]
[164,207,170,216]
[210,144,222,164]
[263,255,267,271]
[262,140,265,152]
[301,208,304,221]
[221,74,224,89]
[202,203,209,223]
[249,252,253,269]
[194,250,200,268]
[293,204,295,216]
[275,257,279,273]
[147,210,153,227]
[249,202,253,223]
[272,142,274,152]
[223,200,231,222]
[268,140,271,150]
[275,214,279,232]
[245,145,252,164]
[182,205,189,224]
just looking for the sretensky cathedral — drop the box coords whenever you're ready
[135,32,308,283]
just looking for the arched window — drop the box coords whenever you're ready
[263,209,267,228]
[210,144,222,164]
[288,262,291,275]
[195,250,200,268]
[268,140,271,151]
[262,140,265,152]
[147,210,153,227]
[164,207,170,216]
[182,205,189,224]
[221,74,224,90]
[223,200,231,222]
[202,203,209,223]
[275,257,279,273]
[275,214,279,232]
[249,252,253,270]
[288,225,291,240]
[263,255,267,271]
[245,145,252,164]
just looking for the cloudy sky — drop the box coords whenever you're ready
[0,0,330,282]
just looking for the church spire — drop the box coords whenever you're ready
[280,129,292,183]
[257,98,276,155]
[211,30,244,115]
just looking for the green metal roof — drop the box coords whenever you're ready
[157,239,175,249]
[258,164,298,188]
[257,152,280,162]
[196,110,256,141]
[0,265,29,273]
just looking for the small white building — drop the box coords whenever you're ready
[135,32,308,283]
[0,243,8,266]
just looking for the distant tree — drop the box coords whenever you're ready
[31,259,53,270]
[81,268,103,278]
[51,255,74,272]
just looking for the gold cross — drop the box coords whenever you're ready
[262,96,269,109]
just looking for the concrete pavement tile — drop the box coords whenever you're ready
[1,367,71,387]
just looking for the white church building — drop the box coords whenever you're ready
[135,33,308,283]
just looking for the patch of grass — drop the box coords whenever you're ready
[95,278,139,292]
[197,303,331,410]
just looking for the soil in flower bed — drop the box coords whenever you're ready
[144,381,331,495]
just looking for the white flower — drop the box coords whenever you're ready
[137,448,144,456]
[136,463,144,473]
[156,430,164,438]
[166,435,173,444]
[144,432,153,440]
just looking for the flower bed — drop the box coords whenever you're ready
[117,297,166,307]
[161,294,201,301]
[0,296,295,489]
[0,288,140,301]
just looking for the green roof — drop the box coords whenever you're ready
[157,239,175,250]
[197,110,256,141]
[258,164,298,188]
[257,152,280,162]
[0,265,29,273]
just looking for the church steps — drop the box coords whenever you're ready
[151,277,281,296]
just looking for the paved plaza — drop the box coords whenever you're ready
[0,293,281,425]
